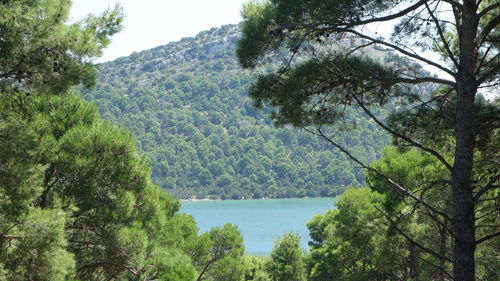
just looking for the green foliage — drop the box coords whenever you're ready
[244,256,270,281]
[267,232,307,281]
[368,148,453,281]
[236,1,499,280]
[1,2,129,279]
[367,146,450,214]
[238,0,393,69]
[2,208,75,281]
[140,248,197,281]
[195,223,246,281]
[0,2,246,280]
[0,91,204,280]
[307,188,407,281]
[307,147,497,281]
[248,55,401,127]
[0,0,123,93]
[83,24,390,199]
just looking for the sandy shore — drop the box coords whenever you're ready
[179,196,323,202]
[180,198,220,202]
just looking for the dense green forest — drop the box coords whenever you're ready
[1,0,498,281]
[81,24,402,199]
[0,2,246,280]
[235,1,499,281]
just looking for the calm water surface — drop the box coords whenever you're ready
[180,197,336,255]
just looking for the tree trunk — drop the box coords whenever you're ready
[408,242,420,281]
[452,1,478,281]
[452,80,476,281]
[438,220,447,281]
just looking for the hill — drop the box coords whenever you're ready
[82,24,391,199]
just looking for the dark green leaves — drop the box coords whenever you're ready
[0,0,123,93]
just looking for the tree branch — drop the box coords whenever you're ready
[475,207,499,221]
[332,27,456,77]
[422,206,456,240]
[344,42,376,60]
[476,59,500,86]
[274,24,456,76]
[0,60,24,79]
[345,0,463,26]
[1,222,23,236]
[377,76,455,86]
[475,44,496,75]
[473,174,500,201]
[77,262,139,276]
[476,13,500,47]
[476,231,500,245]
[478,1,500,18]
[420,256,454,280]
[375,205,455,263]
[425,2,460,68]
[196,257,217,281]
[352,95,453,171]
[313,128,452,222]
[345,0,429,26]
[1,235,22,240]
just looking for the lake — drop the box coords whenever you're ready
[180,197,336,255]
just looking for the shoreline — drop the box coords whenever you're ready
[179,196,336,202]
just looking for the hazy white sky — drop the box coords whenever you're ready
[70,0,249,62]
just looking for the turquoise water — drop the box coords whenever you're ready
[180,197,336,255]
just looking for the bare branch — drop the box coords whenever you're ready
[475,208,499,221]
[345,0,430,26]
[473,174,500,201]
[0,60,24,79]
[274,24,456,76]
[420,257,454,280]
[425,2,460,68]
[478,1,500,18]
[197,256,218,281]
[476,231,500,245]
[77,262,139,276]
[313,128,453,222]
[476,13,500,47]
[476,59,500,86]
[375,205,455,263]
[377,76,455,86]
[413,179,452,193]
[1,222,23,236]
[352,95,453,171]
[344,42,376,60]
[421,206,456,240]
[335,28,456,77]
[476,43,495,74]
[1,235,22,240]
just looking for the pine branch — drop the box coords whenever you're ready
[313,128,452,222]
[476,231,500,245]
[425,2,460,68]
[375,205,455,263]
[352,95,453,171]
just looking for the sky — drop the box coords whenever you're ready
[70,0,249,62]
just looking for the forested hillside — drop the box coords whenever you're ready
[83,24,401,199]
